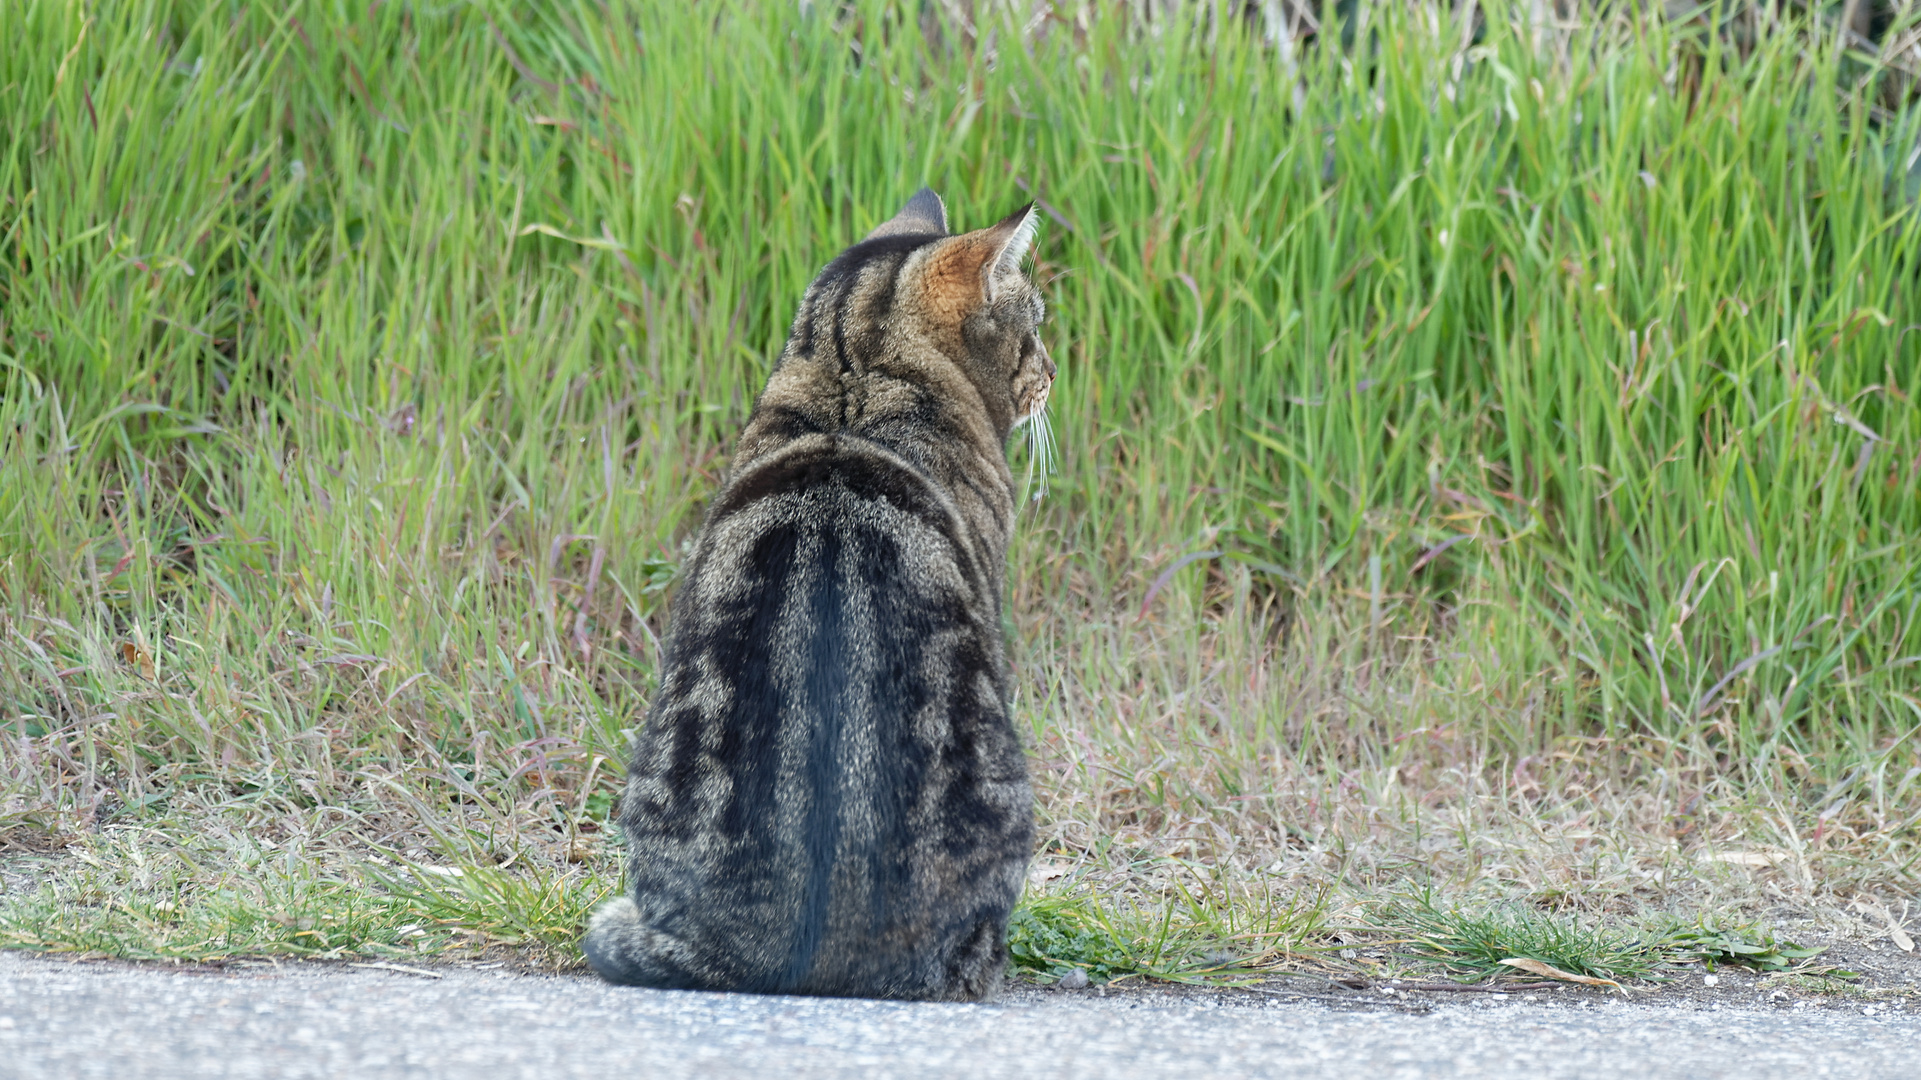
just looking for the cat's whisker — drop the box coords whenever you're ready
[1020,401,1057,506]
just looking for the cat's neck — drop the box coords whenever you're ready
[731,353,1016,551]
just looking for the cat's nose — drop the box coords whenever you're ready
[1038,338,1056,380]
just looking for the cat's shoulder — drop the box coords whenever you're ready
[710,432,955,529]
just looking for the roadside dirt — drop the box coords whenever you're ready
[7,843,1915,1014]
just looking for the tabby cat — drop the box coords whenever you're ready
[583,189,1053,1001]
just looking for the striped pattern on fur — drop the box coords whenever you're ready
[583,190,1053,1001]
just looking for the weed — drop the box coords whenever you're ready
[1657,918,1830,973]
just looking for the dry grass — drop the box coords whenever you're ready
[1,565,1914,972]
[1014,544,1920,901]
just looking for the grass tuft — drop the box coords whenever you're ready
[1368,890,1832,983]
[1009,878,1326,985]
[1371,890,1662,982]
[367,858,614,957]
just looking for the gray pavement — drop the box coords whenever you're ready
[0,950,1913,1079]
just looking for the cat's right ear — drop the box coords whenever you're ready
[865,188,949,240]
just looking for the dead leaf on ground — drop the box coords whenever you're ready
[1851,900,1915,953]
[1027,857,1074,885]
[120,641,155,680]
[1699,849,1790,867]
[1498,957,1624,991]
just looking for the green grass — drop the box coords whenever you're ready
[0,863,607,965]
[0,831,557,964]
[1366,890,1830,984]
[2,0,1919,968]
[0,792,611,965]
[1372,890,1662,981]
[1007,874,1326,984]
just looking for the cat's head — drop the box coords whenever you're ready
[864,189,1053,431]
[797,189,1053,438]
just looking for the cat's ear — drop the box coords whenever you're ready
[865,188,949,240]
[920,202,1040,317]
[978,204,1039,300]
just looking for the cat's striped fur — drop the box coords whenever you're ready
[583,190,1053,1001]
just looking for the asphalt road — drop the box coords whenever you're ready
[0,951,1912,1079]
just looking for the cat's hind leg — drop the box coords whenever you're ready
[581,897,695,988]
[934,916,1008,1002]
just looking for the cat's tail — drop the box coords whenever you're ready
[581,897,692,988]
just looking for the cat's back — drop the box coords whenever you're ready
[659,431,1005,739]
[614,431,1027,997]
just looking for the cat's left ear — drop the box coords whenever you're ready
[866,188,949,240]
